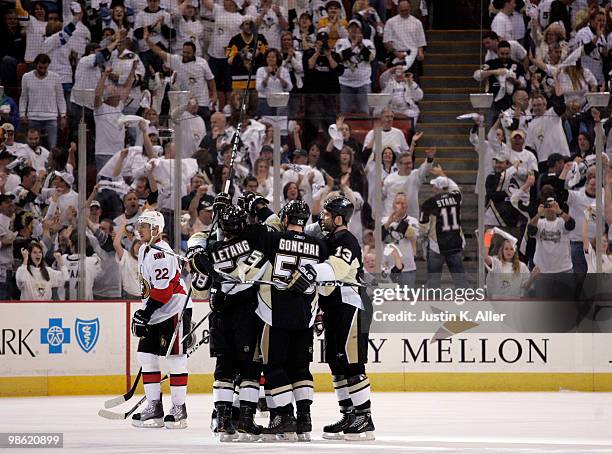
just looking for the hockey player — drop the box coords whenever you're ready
[187,204,267,442]
[131,210,193,429]
[287,195,375,441]
[193,194,327,441]
[250,199,327,442]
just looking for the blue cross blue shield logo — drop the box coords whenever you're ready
[40,318,71,354]
[75,318,100,353]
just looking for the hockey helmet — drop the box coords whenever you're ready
[219,205,247,234]
[137,210,165,233]
[279,200,310,227]
[322,196,354,226]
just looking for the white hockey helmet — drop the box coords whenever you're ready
[137,210,165,233]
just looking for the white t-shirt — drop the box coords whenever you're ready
[209,5,244,59]
[16,264,69,300]
[525,108,570,163]
[363,127,410,157]
[62,254,102,300]
[584,244,612,273]
[335,38,376,88]
[176,16,204,56]
[491,11,514,41]
[167,54,215,107]
[382,161,432,219]
[118,250,140,296]
[507,148,538,175]
[485,255,530,299]
[566,188,599,242]
[533,217,573,273]
[381,214,419,271]
[13,144,49,173]
[94,102,125,156]
[254,4,288,50]
[383,14,426,52]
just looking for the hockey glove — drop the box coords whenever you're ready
[213,192,231,213]
[131,309,151,337]
[208,286,226,312]
[186,244,207,273]
[287,264,317,293]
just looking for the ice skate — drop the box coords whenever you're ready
[343,410,375,441]
[211,409,218,436]
[261,408,298,442]
[163,403,187,429]
[236,406,262,442]
[131,399,164,428]
[322,409,353,440]
[216,403,237,442]
[296,411,312,442]
[257,396,269,418]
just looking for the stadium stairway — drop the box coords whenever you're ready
[415,29,484,284]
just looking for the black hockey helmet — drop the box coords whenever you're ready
[323,196,354,226]
[279,200,310,227]
[219,205,247,234]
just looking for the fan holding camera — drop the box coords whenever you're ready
[335,19,376,115]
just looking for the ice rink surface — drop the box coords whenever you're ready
[2,392,612,453]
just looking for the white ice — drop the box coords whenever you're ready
[1,392,612,453]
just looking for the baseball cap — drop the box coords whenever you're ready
[1,123,15,132]
[55,171,74,187]
[0,149,14,160]
[260,144,273,154]
[293,148,307,158]
[492,151,509,162]
[90,200,101,209]
[347,19,362,29]
[510,129,526,139]
[430,176,450,189]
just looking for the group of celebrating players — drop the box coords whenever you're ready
[128,191,374,442]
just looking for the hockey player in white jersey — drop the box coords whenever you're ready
[131,210,193,429]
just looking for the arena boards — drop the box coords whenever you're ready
[2,301,612,397]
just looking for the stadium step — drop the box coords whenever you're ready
[426,29,483,41]
[415,157,478,171]
[416,134,471,148]
[419,99,474,111]
[425,40,482,53]
[414,146,475,158]
[416,122,473,135]
[420,76,480,89]
[427,52,481,65]
[418,111,474,123]
[425,64,476,77]
[416,29,484,271]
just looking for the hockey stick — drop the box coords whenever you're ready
[151,245,368,288]
[103,308,211,410]
[219,278,366,288]
[98,332,210,420]
[164,281,194,359]
[104,368,142,409]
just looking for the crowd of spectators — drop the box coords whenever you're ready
[475,0,612,300]
[0,0,610,302]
